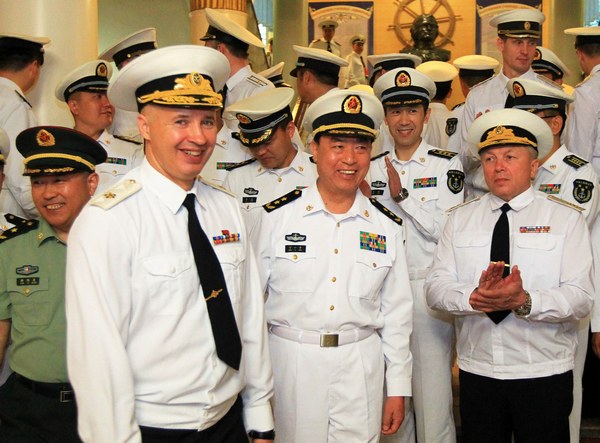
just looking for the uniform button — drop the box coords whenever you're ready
[329,305,335,311]
[170,267,176,274]
[299,166,304,172]
[331,276,337,282]
[336,222,340,227]
[421,197,425,202]
[24,288,30,295]
[293,254,298,260]
[112,170,117,175]
[401,170,406,175]
[277,177,282,182]
[334,248,339,254]
[372,263,377,268]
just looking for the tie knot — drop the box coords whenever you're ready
[501,203,512,214]
[183,193,196,211]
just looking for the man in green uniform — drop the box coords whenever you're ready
[0,126,106,442]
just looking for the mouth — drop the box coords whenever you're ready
[45,203,65,211]
[338,169,357,176]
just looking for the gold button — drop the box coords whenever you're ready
[336,222,340,227]
[24,288,30,295]
[420,157,426,163]
[401,170,406,175]
[364,210,369,217]
[112,170,117,175]
[421,197,425,202]
[277,177,282,182]
[329,305,335,311]
[299,166,304,172]
[331,276,337,282]
[37,232,44,240]
[334,248,339,254]
[293,254,298,260]
[372,263,377,268]
[306,205,313,211]
[129,179,136,184]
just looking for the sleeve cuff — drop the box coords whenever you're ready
[385,376,412,397]
[243,403,274,433]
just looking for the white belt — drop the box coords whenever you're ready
[409,269,429,280]
[269,325,375,347]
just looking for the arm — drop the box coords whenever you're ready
[381,396,405,435]
[0,319,10,364]
[566,87,596,161]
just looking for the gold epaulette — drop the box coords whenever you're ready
[90,179,142,210]
[263,189,302,213]
[224,158,256,171]
[563,154,588,169]
[446,197,481,213]
[0,216,38,243]
[114,134,143,145]
[428,149,458,160]
[370,151,390,162]
[199,177,236,197]
[369,198,403,226]
[547,195,585,212]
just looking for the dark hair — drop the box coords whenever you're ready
[219,40,249,59]
[539,109,566,136]
[299,68,338,87]
[576,42,600,57]
[434,81,452,101]
[0,48,43,71]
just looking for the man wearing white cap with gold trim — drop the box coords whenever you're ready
[372,67,463,443]
[456,8,545,197]
[55,60,143,193]
[0,33,50,218]
[309,19,342,57]
[426,108,593,443]
[344,34,369,88]
[253,89,412,442]
[65,45,274,443]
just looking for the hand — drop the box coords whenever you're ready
[470,265,527,312]
[592,333,600,359]
[359,179,372,198]
[253,439,273,443]
[381,396,405,435]
[385,156,402,201]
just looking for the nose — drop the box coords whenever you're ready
[188,122,208,145]
[342,146,357,164]
[41,183,58,200]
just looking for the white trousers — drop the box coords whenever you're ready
[270,332,384,443]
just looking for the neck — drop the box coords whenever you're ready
[502,65,528,80]
[0,70,30,92]
[74,122,104,141]
[316,181,356,214]
[540,140,561,165]
[228,58,248,78]
[395,140,421,161]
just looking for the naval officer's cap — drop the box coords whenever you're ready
[417,61,458,82]
[466,108,552,160]
[452,55,499,78]
[108,45,230,112]
[200,8,264,51]
[16,126,107,176]
[367,53,422,86]
[373,67,436,107]
[258,62,291,88]
[490,9,545,39]
[0,33,50,63]
[225,88,295,148]
[564,26,600,47]
[303,89,384,142]
[55,60,112,102]
[99,28,157,69]
[532,46,570,78]
[319,20,338,30]
[506,77,573,115]
[289,45,348,78]
[350,34,366,45]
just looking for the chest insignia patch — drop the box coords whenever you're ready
[17,277,40,286]
[106,157,127,165]
[16,265,39,275]
[243,187,259,195]
[447,170,464,194]
[360,231,386,253]
[539,183,561,194]
[519,226,551,234]
[413,177,437,189]
[445,117,458,136]
[285,233,306,242]
[213,230,240,245]
[573,179,594,204]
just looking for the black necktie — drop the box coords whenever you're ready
[182,194,242,370]
[488,203,512,324]
[220,84,229,108]
[327,41,332,53]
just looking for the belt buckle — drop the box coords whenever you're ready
[60,390,74,403]
[320,333,339,347]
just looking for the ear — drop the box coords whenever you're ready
[530,158,540,180]
[424,107,432,124]
[496,37,504,52]
[67,99,79,116]
[87,172,100,196]
[285,121,296,139]
[310,140,318,160]
[138,112,151,140]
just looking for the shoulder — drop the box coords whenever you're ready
[545,194,585,212]
[263,189,303,213]
[369,198,403,226]
[563,154,589,169]
[446,197,481,214]
[113,134,143,146]
[451,102,464,111]
[245,73,272,88]
[310,39,320,45]
[224,158,256,171]
[0,216,39,244]
[370,150,390,162]
[428,148,458,160]
[199,177,236,197]
[469,75,496,91]
[89,178,142,210]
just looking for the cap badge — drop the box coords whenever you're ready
[138,72,222,107]
[36,129,55,147]
[236,113,252,125]
[479,125,536,150]
[534,49,541,60]
[96,62,108,78]
[343,95,362,114]
[524,21,531,31]
[396,71,411,87]
[512,81,525,97]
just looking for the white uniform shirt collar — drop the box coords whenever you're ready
[489,186,535,213]
[390,139,431,167]
[226,65,253,92]
[255,145,313,177]
[140,158,198,214]
[497,68,537,88]
[539,144,567,175]
[303,184,372,223]
[591,64,600,77]
[0,76,23,94]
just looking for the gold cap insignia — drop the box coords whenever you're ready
[534,49,541,60]
[396,71,411,87]
[138,72,222,107]
[524,21,531,31]
[236,113,252,124]
[36,129,55,147]
[479,125,537,150]
[512,81,525,97]
[343,95,362,114]
[96,62,108,78]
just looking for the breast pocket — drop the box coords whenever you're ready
[454,232,491,284]
[348,250,392,300]
[143,254,195,315]
[270,245,317,294]
[7,278,52,326]
[215,246,245,305]
[411,187,439,206]
[514,234,562,288]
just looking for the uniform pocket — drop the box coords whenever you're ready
[143,253,195,315]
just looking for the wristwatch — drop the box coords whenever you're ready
[248,429,275,440]
[392,187,409,203]
[514,290,532,316]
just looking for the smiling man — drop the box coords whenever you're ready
[0,126,105,442]
[56,60,143,193]
[252,89,413,442]
[426,109,593,443]
[65,45,274,443]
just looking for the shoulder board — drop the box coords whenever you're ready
[224,158,256,171]
[576,75,591,88]
[563,154,588,169]
[370,151,390,162]
[14,90,32,107]
[369,198,403,226]
[263,189,303,213]
[114,134,143,146]
[199,177,236,197]
[446,197,481,213]
[90,179,142,210]
[470,75,495,89]
[451,102,464,111]
[428,149,458,160]
[310,39,319,44]
[332,40,341,46]
[547,194,585,212]
[3,212,28,226]
[246,75,268,87]
[0,218,38,243]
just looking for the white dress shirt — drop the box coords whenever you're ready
[66,159,274,442]
[422,102,453,150]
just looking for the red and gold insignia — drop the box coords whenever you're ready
[524,21,531,31]
[36,129,55,147]
[96,62,108,78]
[236,113,252,124]
[343,95,362,114]
[191,72,202,85]
[396,71,411,87]
[533,48,541,60]
[512,81,525,97]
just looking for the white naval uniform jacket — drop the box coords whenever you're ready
[252,185,413,396]
[425,187,594,379]
[65,159,274,442]
[96,129,144,193]
[422,102,453,150]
